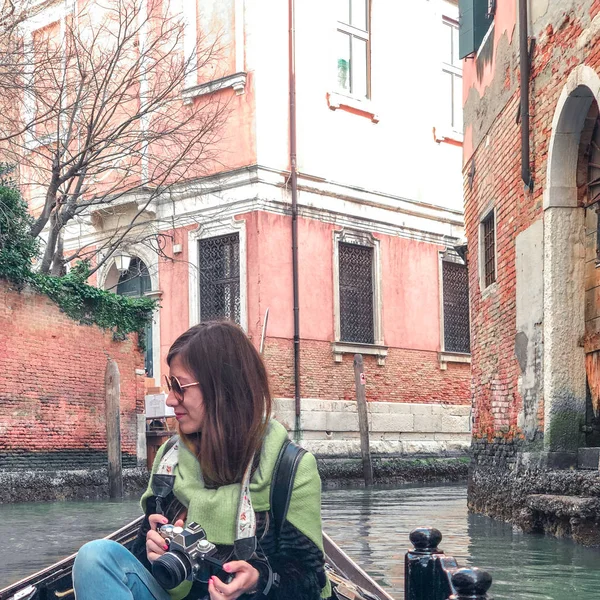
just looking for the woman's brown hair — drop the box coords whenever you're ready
[167,320,272,487]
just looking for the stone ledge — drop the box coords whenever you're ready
[298,438,470,458]
[0,468,149,504]
[182,72,247,104]
[318,456,468,485]
[331,341,388,366]
[526,494,600,519]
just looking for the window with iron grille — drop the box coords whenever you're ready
[482,211,496,287]
[198,233,240,324]
[339,242,374,344]
[443,261,470,353]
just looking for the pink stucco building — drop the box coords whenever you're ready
[29,0,471,456]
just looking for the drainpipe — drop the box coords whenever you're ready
[288,0,301,438]
[519,0,533,191]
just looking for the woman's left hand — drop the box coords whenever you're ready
[208,561,260,599]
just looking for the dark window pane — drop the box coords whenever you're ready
[443,261,470,353]
[339,242,374,344]
[116,257,153,376]
[351,0,367,30]
[116,257,151,297]
[483,212,496,287]
[352,36,368,98]
[453,73,463,129]
[338,0,350,24]
[199,233,240,324]
[337,31,351,93]
[442,20,454,65]
[442,70,453,129]
[452,22,461,67]
[144,320,154,378]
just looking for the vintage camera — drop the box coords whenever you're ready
[152,522,228,589]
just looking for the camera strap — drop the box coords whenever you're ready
[151,431,302,591]
[233,455,258,560]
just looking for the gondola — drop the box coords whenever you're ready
[0,516,395,600]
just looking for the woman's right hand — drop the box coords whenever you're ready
[146,514,185,563]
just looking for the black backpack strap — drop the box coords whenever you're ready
[150,434,179,515]
[270,438,307,536]
[164,434,180,455]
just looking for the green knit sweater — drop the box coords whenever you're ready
[141,420,331,600]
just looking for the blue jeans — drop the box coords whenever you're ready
[73,539,172,600]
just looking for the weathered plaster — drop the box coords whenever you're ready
[515,219,544,441]
[531,0,593,38]
[463,31,518,158]
[530,0,550,26]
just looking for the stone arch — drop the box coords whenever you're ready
[97,247,161,381]
[97,245,159,294]
[543,65,600,455]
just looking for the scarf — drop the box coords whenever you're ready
[141,419,331,600]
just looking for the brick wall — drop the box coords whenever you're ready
[0,283,145,471]
[465,91,543,442]
[264,337,470,404]
[464,4,600,443]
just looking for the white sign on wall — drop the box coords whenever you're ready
[144,393,175,418]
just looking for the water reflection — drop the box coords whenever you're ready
[321,483,600,599]
[3,484,600,599]
[466,511,600,599]
[321,483,470,596]
[0,496,143,585]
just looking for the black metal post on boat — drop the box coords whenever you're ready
[405,527,493,600]
[447,568,493,600]
[405,527,453,600]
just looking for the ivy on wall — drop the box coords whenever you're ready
[0,182,155,343]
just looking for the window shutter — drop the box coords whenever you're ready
[459,0,493,60]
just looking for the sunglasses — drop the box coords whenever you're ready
[164,375,200,402]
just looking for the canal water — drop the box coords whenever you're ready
[2,483,600,599]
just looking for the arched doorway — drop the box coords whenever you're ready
[115,257,154,378]
[543,66,600,455]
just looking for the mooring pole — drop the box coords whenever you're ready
[105,358,123,498]
[354,353,373,486]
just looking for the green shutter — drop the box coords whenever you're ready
[459,0,493,60]
[459,0,475,59]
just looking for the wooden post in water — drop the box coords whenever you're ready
[105,358,123,499]
[353,354,373,486]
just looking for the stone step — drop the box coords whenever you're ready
[578,447,600,470]
[526,494,600,519]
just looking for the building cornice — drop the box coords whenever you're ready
[63,165,465,251]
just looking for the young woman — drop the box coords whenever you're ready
[73,321,329,600]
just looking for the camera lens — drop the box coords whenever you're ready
[152,551,191,589]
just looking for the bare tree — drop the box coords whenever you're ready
[0,0,229,276]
